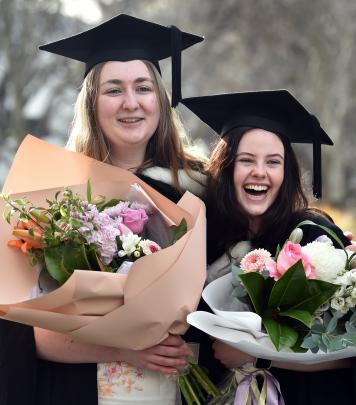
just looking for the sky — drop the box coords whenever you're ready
[60,0,103,23]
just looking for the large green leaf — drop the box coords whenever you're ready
[263,318,299,350]
[268,261,307,308]
[239,272,267,315]
[44,243,92,285]
[279,308,312,327]
[292,279,339,314]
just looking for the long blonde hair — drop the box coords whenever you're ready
[67,61,206,190]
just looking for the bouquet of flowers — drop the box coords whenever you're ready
[188,222,356,404]
[2,181,185,287]
[0,135,219,405]
[230,222,356,353]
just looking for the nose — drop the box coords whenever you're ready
[122,90,139,110]
[251,163,267,178]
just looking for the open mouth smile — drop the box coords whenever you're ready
[244,184,269,196]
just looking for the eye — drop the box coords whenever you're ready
[267,159,282,166]
[105,87,123,96]
[237,158,254,164]
[136,85,153,93]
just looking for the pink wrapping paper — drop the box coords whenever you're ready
[0,135,206,349]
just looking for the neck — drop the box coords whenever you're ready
[248,217,261,237]
[109,146,146,172]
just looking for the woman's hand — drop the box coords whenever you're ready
[344,231,356,251]
[212,340,254,369]
[119,334,192,375]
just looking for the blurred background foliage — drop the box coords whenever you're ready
[0,0,355,233]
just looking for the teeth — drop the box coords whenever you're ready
[245,185,268,191]
[119,118,142,123]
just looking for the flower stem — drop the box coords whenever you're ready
[190,363,221,397]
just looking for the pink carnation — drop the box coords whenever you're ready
[240,249,274,273]
[270,241,316,281]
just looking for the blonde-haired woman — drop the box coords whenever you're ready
[2,14,206,405]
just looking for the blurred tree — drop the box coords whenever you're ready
[0,0,355,211]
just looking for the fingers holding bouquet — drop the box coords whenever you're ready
[119,335,191,375]
[344,231,356,251]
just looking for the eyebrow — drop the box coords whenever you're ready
[100,77,154,86]
[237,152,284,160]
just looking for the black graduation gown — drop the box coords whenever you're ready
[0,174,187,405]
[205,211,356,405]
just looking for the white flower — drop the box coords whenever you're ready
[331,296,347,312]
[301,242,346,283]
[314,235,333,245]
[120,233,141,255]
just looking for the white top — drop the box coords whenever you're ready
[97,362,178,405]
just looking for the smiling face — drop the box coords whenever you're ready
[96,60,161,165]
[233,129,285,230]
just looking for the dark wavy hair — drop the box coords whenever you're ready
[205,127,309,259]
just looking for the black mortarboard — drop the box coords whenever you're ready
[181,90,333,198]
[39,14,203,107]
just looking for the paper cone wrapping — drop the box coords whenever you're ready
[187,273,356,365]
[0,135,206,350]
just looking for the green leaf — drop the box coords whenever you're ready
[301,335,318,349]
[99,198,122,211]
[4,211,11,224]
[68,218,84,228]
[290,334,308,352]
[268,260,307,308]
[296,220,346,250]
[19,212,30,222]
[279,308,312,328]
[293,279,339,314]
[86,179,92,203]
[44,243,92,285]
[172,218,188,244]
[239,272,267,315]
[13,199,27,206]
[325,315,338,334]
[59,205,68,218]
[263,318,299,350]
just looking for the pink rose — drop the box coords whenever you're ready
[140,239,161,255]
[121,207,148,234]
[271,241,316,281]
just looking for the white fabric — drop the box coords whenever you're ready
[97,362,177,405]
[141,167,206,197]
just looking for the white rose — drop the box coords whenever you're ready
[301,242,346,283]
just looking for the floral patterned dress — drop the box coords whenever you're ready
[97,362,177,404]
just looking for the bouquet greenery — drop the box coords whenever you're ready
[233,221,356,352]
